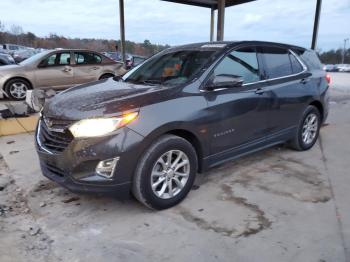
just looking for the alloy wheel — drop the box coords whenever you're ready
[151,150,190,199]
[302,113,318,145]
[9,82,28,99]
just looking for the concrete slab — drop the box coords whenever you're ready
[0,115,39,136]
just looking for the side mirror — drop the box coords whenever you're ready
[206,74,244,90]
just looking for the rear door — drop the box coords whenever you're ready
[259,46,309,137]
[35,51,74,89]
[204,46,271,157]
[72,52,103,84]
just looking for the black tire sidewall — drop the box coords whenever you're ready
[298,106,321,150]
[5,79,30,100]
[99,74,114,80]
[137,136,197,210]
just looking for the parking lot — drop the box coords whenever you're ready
[0,72,349,261]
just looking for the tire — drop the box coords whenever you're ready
[289,105,321,151]
[132,135,198,210]
[4,78,31,101]
[99,73,114,80]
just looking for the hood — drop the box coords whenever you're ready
[0,64,22,72]
[43,78,170,120]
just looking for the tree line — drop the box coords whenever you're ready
[0,21,170,57]
[0,21,349,63]
[318,48,350,64]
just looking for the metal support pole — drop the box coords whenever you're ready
[119,0,126,64]
[311,0,322,50]
[216,0,225,41]
[210,7,215,42]
[342,38,349,64]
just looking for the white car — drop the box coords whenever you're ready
[337,64,350,72]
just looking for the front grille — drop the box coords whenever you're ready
[43,117,74,130]
[38,118,74,153]
[45,162,65,178]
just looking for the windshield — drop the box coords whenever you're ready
[123,50,215,86]
[19,51,50,65]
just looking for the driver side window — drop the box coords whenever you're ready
[214,47,260,84]
[46,54,57,66]
[40,52,71,67]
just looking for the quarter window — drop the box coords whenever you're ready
[261,47,293,79]
[74,52,102,65]
[213,47,260,84]
[298,50,322,70]
[289,53,303,74]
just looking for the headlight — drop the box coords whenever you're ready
[69,112,138,138]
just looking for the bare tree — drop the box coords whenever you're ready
[10,24,23,35]
[0,20,5,32]
[10,24,24,44]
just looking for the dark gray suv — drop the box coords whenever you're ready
[35,41,330,210]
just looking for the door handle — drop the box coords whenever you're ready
[92,67,99,70]
[63,67,72,72]
[300,78,310,84]
[255,88,264,95]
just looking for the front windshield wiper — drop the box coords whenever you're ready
[126,79,163,86]
[142,79,162,85]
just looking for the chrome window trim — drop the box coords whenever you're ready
[288,49,308,73]
[201,48,308,92]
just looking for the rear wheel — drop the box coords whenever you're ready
[289,105,321,151]
[5,78,30,100]
[132,135,197,210]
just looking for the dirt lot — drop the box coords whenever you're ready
[1,72,350,262]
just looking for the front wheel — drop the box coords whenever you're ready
[289,105,321,151]
[99,73,114,80]
[132,135,198,210]
[4,78,30,100]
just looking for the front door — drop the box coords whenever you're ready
[35,51,74,89]
[204,46,271,157]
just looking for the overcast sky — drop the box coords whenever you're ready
[0,0,349,50]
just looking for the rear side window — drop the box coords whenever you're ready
[289,53,304,74]
[298,50,322,70]
[213,47,260,84]
[75,52,102,65]
[9,45,19,50]
[261,47,293,79]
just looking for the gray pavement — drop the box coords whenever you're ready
[0,72,350,262]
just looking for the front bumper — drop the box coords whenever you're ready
[0,77,7,99]
[35,120,145,198]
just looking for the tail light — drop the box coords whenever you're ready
[325,74,331,85]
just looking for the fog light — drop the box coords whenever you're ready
[95,157,119,179]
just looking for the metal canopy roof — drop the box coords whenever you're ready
[161,0,255,9]
[117,0,322,65]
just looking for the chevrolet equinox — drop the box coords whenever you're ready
[35,41,330,210]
